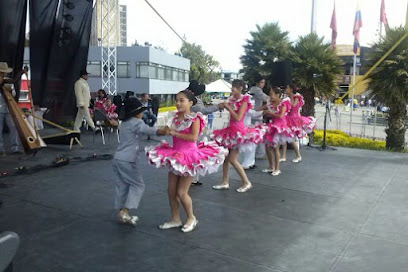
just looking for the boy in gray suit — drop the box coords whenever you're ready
[113,97,168,226]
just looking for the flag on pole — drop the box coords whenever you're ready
[330,2,337,49]
[353,5,362,54]
[380,0,389,31]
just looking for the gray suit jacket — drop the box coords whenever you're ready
[191,97,219,115]
[249,86,269,110]
[114,118,157,162]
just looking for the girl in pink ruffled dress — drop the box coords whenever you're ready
[146,90,227,233]
[258,87,295,176]
[211,80,265,193]
[281,84,316,162]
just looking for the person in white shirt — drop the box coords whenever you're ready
[73,69,96,132]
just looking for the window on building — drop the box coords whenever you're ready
[157,66,165,80]
[172,68,178,81]
[87,61,101,76]
[117,61,130,78]
[148,63,157,79]
[136,62,189,82]
[164,67,172,81]
[136,62,149,78]
[177,70,184,82]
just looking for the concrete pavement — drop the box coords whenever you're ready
[1,132,408,271]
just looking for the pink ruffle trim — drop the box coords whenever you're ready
[211,126,266,149]
[145,140,228,177]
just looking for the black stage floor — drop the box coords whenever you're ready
[1,132,408,271]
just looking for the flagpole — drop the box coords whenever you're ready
[311,0,316,33]
[349,53,357,135]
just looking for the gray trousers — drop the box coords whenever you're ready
[74,107,95,131]
[0,112,19,152]
[112,158,145,210]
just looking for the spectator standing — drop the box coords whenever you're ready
[249,76,268,159]
[141,93,157,127]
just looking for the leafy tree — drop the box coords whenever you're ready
[240,23,291,85]
[180,42,220,84]
[291,33,342,117]
[365,27,408,151]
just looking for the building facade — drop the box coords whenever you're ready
[90,0,127,46]
[86,46,190,95]
[119,5,127,46]
[335,44,371,99]
[220,70,241,83]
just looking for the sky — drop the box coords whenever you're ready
[120,0,407,72]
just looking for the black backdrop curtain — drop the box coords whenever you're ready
[29,0,60,107]
[30,0,93,120]
[0,0,27,100]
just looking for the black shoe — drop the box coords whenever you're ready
[249,165,257,169]
[191,181,203,186]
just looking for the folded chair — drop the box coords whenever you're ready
[93,108,120,145]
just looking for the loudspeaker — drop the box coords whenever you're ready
[270,61,292,87]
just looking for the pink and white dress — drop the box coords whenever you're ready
[145,112,228,177]
[211,94,265,151]
[286,93,316,138]
[263,98,296,147]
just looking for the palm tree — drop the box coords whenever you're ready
[366,27,408,151]
[240,23,291,84]
[291,33,342,117]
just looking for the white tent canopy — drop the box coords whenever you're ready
[206,79,232,93]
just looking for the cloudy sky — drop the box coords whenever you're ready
[121,0,407,71]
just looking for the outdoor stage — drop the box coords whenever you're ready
[0,133,408,272]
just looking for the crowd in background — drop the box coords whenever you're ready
[89,90,160,128]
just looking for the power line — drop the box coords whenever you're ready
[143,0,185,44]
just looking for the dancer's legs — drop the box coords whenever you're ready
[167,172,181,223]
[229,148,250,186]
[177,176,194,225]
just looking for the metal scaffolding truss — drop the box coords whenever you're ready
[100,0,117,95]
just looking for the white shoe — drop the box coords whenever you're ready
[279,158,287,162]
[292,157,302,163]
[271,170,281,176]
[181,218,198,233]
[236,182,253,193]
[159,221,183,229]
[261,168,274,173]
[212,184,230,190]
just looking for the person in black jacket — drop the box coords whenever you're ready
[151,95,160,117]
[141,93,156,127]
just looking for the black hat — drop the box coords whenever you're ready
[79,69,90,76]
[119,97,147,121]
[187,80,206,96]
